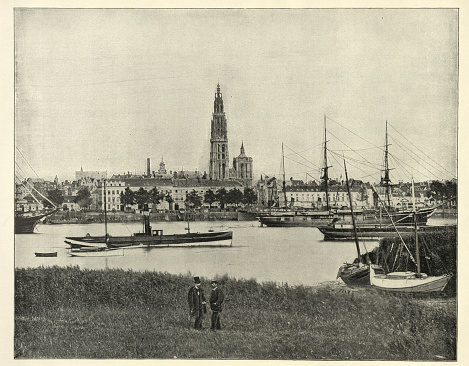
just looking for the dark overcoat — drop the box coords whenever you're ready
[188,286,206,316]
[209,287,224,312]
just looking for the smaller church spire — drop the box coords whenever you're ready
[240,140,245,155]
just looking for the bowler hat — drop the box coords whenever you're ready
[193,276,201,284]
[210,279,218,284]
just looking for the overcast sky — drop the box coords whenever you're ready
[14,8,458,183]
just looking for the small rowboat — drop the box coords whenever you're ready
[35,252,57,257]
[68,247,124,257]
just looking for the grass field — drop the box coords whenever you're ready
[14,266,456,360]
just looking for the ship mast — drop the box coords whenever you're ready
[411,179,421,275]
[103,179,108,246]
[382,120,392,208]
[344,158,361,264]
[322,114,330,210]
[282,142,288,209]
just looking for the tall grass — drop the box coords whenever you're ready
[15,266,456,360]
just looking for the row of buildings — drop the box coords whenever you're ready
[15,84,443,214]
[16,169,437,214]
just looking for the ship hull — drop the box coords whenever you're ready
[65,231,233,248]
[258,211,336,228]
[319,224,454,241]
[370,266,451,293]
[15,212,53,234]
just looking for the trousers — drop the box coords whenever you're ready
[211,311,221,329]
[193,310,204,329]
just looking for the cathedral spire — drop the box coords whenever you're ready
[209,83,229,180]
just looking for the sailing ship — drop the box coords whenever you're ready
[15,210,57,234]
[320,185,452,240]
[333,121,435,228]
[15,154,58,234]
[319,120,440,240]
[66,180,233,251]
[259,116,337,228]
[369,180,451,293]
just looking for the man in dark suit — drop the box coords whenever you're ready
[209,279,224,331]
[187,276,206,330]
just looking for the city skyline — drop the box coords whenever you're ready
[14,8,458,184]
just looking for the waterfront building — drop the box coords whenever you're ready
[62,195,82,211]
[75,166,107,181]
[280,183,371,210]
[104,175,244,212]
[256,175,279,208]
[15,194,45,213]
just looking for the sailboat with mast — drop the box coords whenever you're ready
[258,116,337,227]
[337,159,384,286]
[369,180,451,293]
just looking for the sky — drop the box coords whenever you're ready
[14,8,458,184]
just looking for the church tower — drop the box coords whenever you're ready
[233,141,253,188]
[209,83,230,180]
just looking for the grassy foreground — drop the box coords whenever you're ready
[15,266,456,360]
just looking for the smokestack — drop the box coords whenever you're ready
[147,158,151,177]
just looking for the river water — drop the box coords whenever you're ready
[14,217,455,286]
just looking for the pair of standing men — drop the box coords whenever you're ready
[187,277,224,331]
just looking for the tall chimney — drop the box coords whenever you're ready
[147,158,151,177]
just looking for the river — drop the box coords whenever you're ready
[14,217,455,286]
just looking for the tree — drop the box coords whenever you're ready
[43,189,64,208]
[242,188,257,205]
[216,188,228,209]
[74,187,92,212]
[149,187,164,210]
[135,188,149,210]
[430,180,457,207]
[204,189,217,209]
[185,190,202,209]
[226,188,243,207]
[165,193,174,211]
[359,185,368,203]
[120,187,135,211]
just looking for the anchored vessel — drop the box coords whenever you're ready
[259,118,336,228]
[65,213,233,250]
[369,180,451,293]
[66,180,233,256]
[66,206,233,249]
[15,211,56,234]
[319,222,452,241]
[336,159,385,286]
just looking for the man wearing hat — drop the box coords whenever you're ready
[187,276,206,330]
[209,279,224,331]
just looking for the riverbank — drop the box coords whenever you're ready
[15,266,456,360]
[44,210,247,224]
